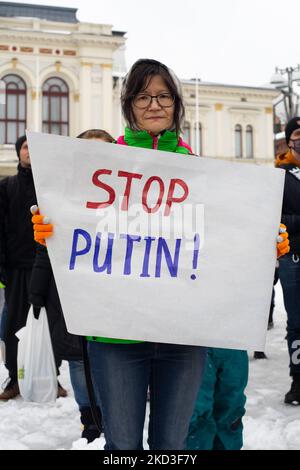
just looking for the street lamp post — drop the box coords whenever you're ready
[271,65,300,121]
[195,76,200,156]
[271,65,300,156]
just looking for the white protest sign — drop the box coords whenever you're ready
[27,132,285,350]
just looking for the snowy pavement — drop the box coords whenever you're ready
[0,284,299,450]
[243,285,300,450]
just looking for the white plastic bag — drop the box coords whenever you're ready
[16,306,57,403]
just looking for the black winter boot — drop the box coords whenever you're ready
[254,351,267,360]
[0,378,20,400]
[285,375,300,405]
[80,407,102,442]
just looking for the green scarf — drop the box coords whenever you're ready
[124,128,190,154]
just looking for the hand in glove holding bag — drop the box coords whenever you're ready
[28,287,46,313]
[32,306,41,320]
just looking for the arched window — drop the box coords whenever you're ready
[246,125,254,159]
[0,74,26,144]
[42,77,69,135]
[194,122,202,156]
[182,121,191,146]
[235,124,243,158]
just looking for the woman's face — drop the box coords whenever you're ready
[19,141,31,168]
[132,74,175,135]
[289,126,300,162]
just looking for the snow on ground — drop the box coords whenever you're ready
[0,284,300,450]
[243,284,300,450]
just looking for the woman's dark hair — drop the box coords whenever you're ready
[77,129,115,142]
[121,59,185,135]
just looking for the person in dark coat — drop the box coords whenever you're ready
[276,116,300,405]
[0,136,67,400]
[30,129,114,441]
[0,136,37,399]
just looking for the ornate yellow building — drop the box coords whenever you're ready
[0,2,279,176]
[182,80,279,165]
[0,2,126,175]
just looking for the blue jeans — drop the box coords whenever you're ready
[68,360,91,409]
[88,341,206,450]
[279,254,300,376]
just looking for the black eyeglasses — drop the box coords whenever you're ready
[132,93,175,109]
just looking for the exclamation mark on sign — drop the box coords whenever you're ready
[191,233,200,280]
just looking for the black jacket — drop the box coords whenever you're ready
[29,244,82,361]
[279,164,300,255]
[0,164,37,270]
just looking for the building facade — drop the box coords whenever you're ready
[0,3,126,176]
[0,3,279,177]
[182,80,279,164]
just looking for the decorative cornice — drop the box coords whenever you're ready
[20,46,33,53]
[228,107,261,114]
[39,48,52,54]
[206,155,273,166]
[0,30,125,49]
[182,83,279,100]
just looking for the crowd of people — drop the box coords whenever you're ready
[0,58,295,450]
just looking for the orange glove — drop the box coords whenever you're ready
[277,223,290,258]
[30,205,53,247]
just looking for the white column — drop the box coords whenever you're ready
[118,77,123,136]
[79,62,92,131]
[29,54,41,132]
[190,121,195,152]
[242,122,247,160]
[265,107,274,162]
[71,91,80,137]
[101,63,113,134]
[35,54,40,131]
[195,78,200,155]
[214,104,224,158]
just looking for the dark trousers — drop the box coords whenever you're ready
[268,287,275,324]
[268,268,279,325]
[278,255,300,376]
[4,268,32,382]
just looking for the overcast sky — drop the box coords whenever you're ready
[4,0,300,87]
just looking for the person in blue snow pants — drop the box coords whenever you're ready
[187,348,248,450]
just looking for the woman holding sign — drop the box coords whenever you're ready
[32,59,290,450]
[90,60,207,450]
[33,59,206,450]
